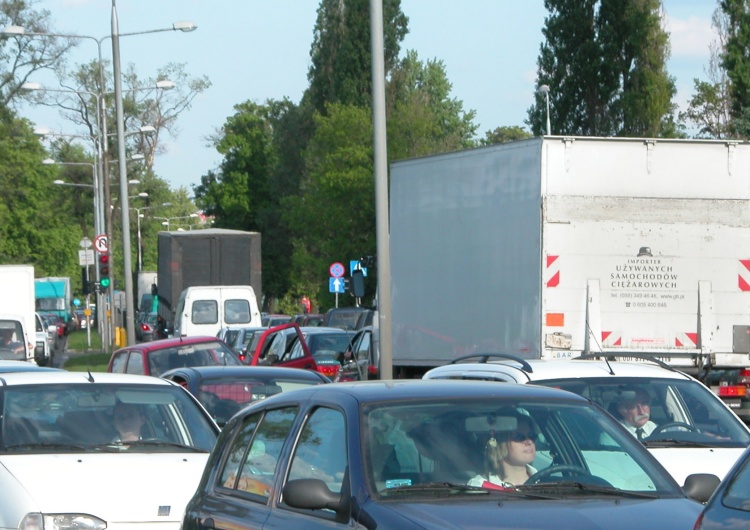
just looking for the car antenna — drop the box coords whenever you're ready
[582,321,615,375]
[87,369,95,383]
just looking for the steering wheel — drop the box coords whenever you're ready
[650,422,696,435]
[527,464,592,484]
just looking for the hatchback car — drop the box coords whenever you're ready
[108,335,242,377]
[135,311,158,343]
[161,365,330,426]
[183,380,715,530]
[424,355,750,485]
[0,371,219,529]
[695,444,750,529]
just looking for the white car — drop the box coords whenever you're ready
[0,371,219,530]
[424,355,750,486]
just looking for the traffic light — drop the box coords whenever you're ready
[349,269,365,298]
[98,254,110,289]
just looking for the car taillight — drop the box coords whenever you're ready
[140,323,150,332]
[368,365,378,376]
[317,364,341,378]
[718,385,747,397]
[739,369,750,384]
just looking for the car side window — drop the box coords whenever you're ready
[110,351,128,373]
[219,407,298,500]
[355,332,371,361]
[125,352,144,375]
[287,407,347,494]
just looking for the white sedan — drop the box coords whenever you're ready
[0,371,219,530]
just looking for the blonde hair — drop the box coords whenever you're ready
[483,415,534,479]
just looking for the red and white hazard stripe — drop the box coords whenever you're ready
[601,331,621,347]
[546,255,559,288]
[740,260,750,291]
[674,332,698,348]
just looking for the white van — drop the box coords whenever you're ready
[172,285,262,338]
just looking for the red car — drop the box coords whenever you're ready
[248,322,317,372]
[108,335,242,377]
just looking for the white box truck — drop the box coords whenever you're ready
[390,136,750,417]
[0,265,44,363]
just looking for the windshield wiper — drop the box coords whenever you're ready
[381,482,559,499]
[643,439,716,448]
[119,440,207,452]
[3,442,92,452]
[517,481,659,499]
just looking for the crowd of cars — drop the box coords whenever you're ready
[3,305,750,529]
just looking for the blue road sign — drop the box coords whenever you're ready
[350,260,367,277]
[329,277,345,293]
[329,262,345,278]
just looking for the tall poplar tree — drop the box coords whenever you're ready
[721,0,750,137]
[528,0,675,137]
[305,0,408,115]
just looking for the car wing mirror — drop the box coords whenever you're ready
[683,473,720,503]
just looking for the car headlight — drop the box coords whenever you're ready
[20,513,107,530]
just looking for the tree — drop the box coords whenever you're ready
[527,0,675,138]
[386,50,477,160]
[480,126,532,146]
[306,0,408,114]
[720,0,750,137]
[0,110,77,276]
[282,103,375,307]
[0,0,76,108]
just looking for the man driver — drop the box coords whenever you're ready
[615,387,657,441]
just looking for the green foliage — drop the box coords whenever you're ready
[721,0,750,138]
[480,126,533,146]
[528,0,675,137]
[306,0,408,114]
[0,111,79,275]
[282,104,375,307]
[386,50,478,159]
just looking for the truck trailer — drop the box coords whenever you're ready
[389,136,750,417]
[156,229,262,330]
[34,277,72,328]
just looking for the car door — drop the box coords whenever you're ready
[266,405,349,528]
[250,323,316,371]
[185,406,300,530]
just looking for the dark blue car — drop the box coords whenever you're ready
[696,444,750,529]
[183,380,716,529]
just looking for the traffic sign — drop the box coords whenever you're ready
[79,237,92,249]
[78,249,94,266]
[350,260,367,277]
[94,234,109,254]
[329,262,345,278]
[329,277,345,293]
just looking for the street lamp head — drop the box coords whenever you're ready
[21,82,41,91]
[136,192,148,198]
[130,153,145,161]
[128,179,140,185]
[139,125,156,135]
[34,127,51,136]
[538,84,550,95]
[53,179,64,185]
[1,25,25,36]
[156,80,176,90]
[172,21,197,32]
[161,221,169,226]
[42,158,56,165]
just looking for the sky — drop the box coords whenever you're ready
[17,0,717,191]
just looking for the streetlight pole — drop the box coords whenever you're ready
[3,18,196,349]
[538,84,551,136]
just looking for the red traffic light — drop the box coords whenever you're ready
[99,255,109,264]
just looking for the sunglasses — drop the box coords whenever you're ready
[509,431,538,443]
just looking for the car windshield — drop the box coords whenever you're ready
[362,397,681,499]
[533,377,750,447]
[0,383,218,453]
[147,341,242,376]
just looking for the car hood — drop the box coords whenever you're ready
[374,496,702,529]
[1,453,208,524]
[649,446,745,485]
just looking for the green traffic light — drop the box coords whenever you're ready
[100,278,111,288]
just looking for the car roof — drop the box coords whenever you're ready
[253,379,588,404]
[301,326,353,334]
[0,371,175,386]
[425,358,694,383]
[114,335,228,353]
[160,365,331,381]
[0,360,62,372]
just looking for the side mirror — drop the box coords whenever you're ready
[683,473,720,503]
